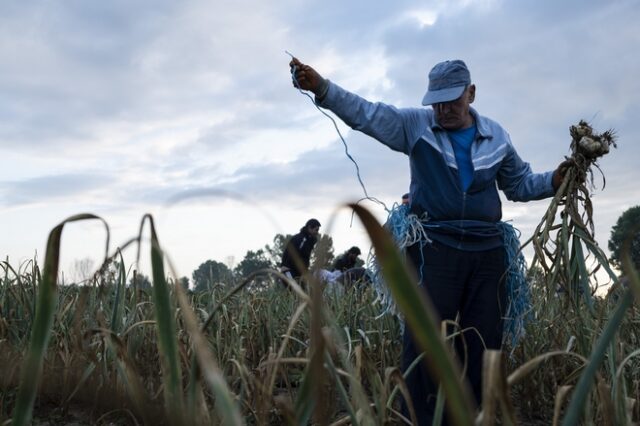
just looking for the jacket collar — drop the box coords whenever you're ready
[430,107,493,140]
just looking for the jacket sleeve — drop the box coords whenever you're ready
[497,135,555,201]
[281,234,302,268]
[318,81,427,154]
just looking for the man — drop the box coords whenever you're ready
[280,218,321,280]
[289,57,567,424]
[333,246,370,287]
[401,193,410,206]
[332,246,362,272]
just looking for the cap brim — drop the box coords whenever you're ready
[421,85,466,106]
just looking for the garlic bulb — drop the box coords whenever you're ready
[570,120,616,160]
[578,136,607,158]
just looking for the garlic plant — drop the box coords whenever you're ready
[526,121,617,318]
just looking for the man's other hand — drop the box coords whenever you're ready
[552,159,573,191]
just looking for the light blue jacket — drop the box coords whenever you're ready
[319,81,555,251]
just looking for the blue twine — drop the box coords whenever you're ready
[369,206,533,350]
[368,203,430,319]
[384,203,412,243]
[497,221,533,352]
[368,204,407,318]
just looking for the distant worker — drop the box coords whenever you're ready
[332,246,362,272]
[280,218,321,279]
[401,193,410,206]
[333,246,370,286]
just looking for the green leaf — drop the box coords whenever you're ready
[13,214,108,426]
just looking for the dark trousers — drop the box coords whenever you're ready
[401,240,506,425]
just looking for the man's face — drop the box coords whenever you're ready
[348,252,359,262]
[433,85,475,130]
[308,226,320,237]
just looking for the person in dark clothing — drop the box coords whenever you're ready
[332,246,362,272]
[280,218,321,279]
[333,246,371,287]
[333,246,366,287]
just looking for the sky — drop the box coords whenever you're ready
[1,0,639,283]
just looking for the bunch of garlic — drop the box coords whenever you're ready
[569,120,616,160]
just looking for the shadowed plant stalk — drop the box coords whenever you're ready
[560,291,631,426]
[12,214,109,426]
[143,214,185,424]
[4,198,638,424]
[174,278,244,425]
[562,224,640,425]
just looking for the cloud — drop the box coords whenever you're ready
[1,0,638,276]
[198,130,410,208]
[0,173,113,206]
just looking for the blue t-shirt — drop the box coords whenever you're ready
[447,125,476,192]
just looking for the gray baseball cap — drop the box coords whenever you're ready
[421,60,471,106]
